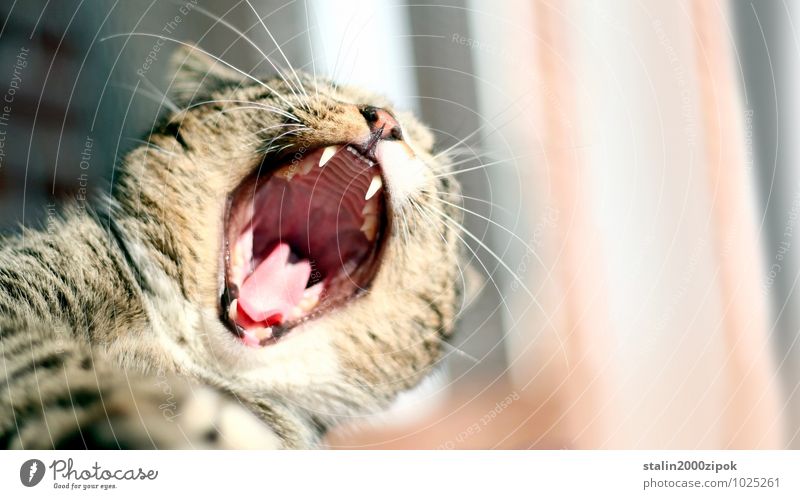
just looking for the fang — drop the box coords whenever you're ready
[319,145,339,167]
[365,175,383,200]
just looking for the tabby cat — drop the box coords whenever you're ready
[0,46,463,449]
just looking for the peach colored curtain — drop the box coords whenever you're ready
[524,0,622,449]
[690,0,781,448]
[518,0,782,449]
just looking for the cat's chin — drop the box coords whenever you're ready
[219,144,389,347]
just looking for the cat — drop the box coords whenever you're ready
[0,46,464,449]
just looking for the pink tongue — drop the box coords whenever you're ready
[237,243,311,324]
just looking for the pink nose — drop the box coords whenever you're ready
[360,106,403,141]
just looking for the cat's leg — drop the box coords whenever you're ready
[0,322,281,449]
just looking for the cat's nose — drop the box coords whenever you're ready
[360,106,403,141]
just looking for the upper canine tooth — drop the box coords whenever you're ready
[319,145,339,167]
[365,174,383,200]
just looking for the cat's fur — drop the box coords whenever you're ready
[0,47,463,449]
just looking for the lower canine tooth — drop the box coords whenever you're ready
[254,327,273,341]
[228,299,238,322]
[319,145,339,167]
[290,306,303,319]
[365,175,383,200]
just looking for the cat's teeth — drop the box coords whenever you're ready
[362,196,378,216]
[360,214,378,241]
[361,196,379,241]
[319,145,339,167]
[365,174,382,200]
[254,327,273,341]
[297,293,319,313]
[275,158,313,180]
[232,248,243,268]
[228,299,239,322]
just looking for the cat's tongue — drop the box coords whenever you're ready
[237,243,311,325]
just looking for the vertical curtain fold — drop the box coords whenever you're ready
[691,0,783,448]
[532,0,622,449]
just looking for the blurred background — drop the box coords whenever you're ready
[1,0,799,448]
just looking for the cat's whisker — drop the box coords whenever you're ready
[303,0,320,98]
[140,71,181,112]
[410,201,498,336]
[126,138,181,157]
[433,156,530,179]
[417,201,568,366]
[400,205,413,249]
[100,33,297,110]
[255,128,310,156]
[423,126,495,167]
[243,0,310,103]
[196,109,307,138]
[186,99,301,123]
[185,1,308,105]
[112,82,180,113]
[409,207,466,336]
[183,1,307,106]
[439,341,480,364]
[432,126,486,161]
[445,146,499,158]
[437,151,503,170]
[420,202,531,296]
[329,12,357,88]
[439,142,592,169]
[418,192,549,272]
[409,200,470,312]
[430,142,525,169]
[432,86,546,162]
[412,201,536,358]
[200,106,304,127]
[195,108,304,140]
[251,123,310,136]
[242,129,310,149]
[419,189,514,216]
[242,131,311,152]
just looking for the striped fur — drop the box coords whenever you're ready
[0,47,463,449]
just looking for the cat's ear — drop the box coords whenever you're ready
[168,45,244,105]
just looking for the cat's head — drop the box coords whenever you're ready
[115,46,463,439]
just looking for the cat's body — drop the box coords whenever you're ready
[0,47,463,449]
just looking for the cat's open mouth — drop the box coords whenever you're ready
[220,144,387,346]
